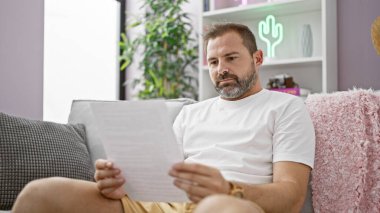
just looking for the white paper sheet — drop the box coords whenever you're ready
[90,100,188,202]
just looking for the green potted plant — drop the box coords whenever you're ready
[120,0,198,100]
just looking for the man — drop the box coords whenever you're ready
[12,23,315,213]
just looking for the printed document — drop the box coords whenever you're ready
[90,100,188,202]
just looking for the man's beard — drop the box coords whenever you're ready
[214,65,257,99]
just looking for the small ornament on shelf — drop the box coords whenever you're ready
[203,0,210,12]
[267,74,300,96]
[267,74,311,97]
[258,15,284,58]
[301,24,313,57]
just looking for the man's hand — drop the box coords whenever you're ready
[94,159,126,200]
[169,162,230,203]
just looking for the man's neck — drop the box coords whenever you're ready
[221,87,263,101]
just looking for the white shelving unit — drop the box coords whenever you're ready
[198,0,337,100]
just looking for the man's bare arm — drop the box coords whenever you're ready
[170,161,310,213]
[236,161,311,213]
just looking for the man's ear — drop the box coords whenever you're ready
[253,50,263,66]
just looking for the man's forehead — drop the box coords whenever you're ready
[207,35,245,57]
[208,32,242,45]
[207,47,240,58]
[207,32,243,50]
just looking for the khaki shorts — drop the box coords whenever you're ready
[121,196,197,213]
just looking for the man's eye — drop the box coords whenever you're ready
[228,56,237,61]
[209,61,217,65]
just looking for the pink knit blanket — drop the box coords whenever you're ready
[305,89,380,212]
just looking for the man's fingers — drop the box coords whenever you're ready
[188,194,203,204]
[94,168,121,181]
[169,170,211,188]
[101,186,123,196]
[95,159,113,169]
[100,186,127,200]
[171,162,217,177]
[174,179,211,198]
[97,177,125,191]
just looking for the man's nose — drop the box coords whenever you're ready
[216,63,228,75]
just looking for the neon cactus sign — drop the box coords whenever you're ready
[258,15,284,58]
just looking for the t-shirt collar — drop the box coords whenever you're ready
[217,89,267,110]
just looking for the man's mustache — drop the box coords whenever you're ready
[216,73,239,83]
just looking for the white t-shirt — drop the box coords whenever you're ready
[173,89,315,184]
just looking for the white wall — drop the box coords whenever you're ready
[44,0,120,123]
[125,0,145,99]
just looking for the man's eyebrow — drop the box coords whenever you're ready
[207,57,216,62]
[224,52,239,57]
[207,52,240,61]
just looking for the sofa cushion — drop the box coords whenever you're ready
[0,112,94,210]
[305,89,380,212]
[68,98,196,166]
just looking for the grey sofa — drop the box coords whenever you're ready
[1,89,379,212]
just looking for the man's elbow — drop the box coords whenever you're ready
[293,195,307,213]
[283,181,308,213]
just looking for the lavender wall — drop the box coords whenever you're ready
[0,0,378,120]
[338,0,380,91]
[0,0,44,120]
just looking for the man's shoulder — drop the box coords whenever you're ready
[256,90,306,115]
[266,90,304,105]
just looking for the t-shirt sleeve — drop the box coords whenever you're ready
[272,98,315,169]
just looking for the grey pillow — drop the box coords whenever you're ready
[0,112,95,210]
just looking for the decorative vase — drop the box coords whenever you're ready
[301,24,313,57]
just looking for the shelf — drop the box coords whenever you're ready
[262,56,322,66]
[198,0,338,100]
[202,56,322,70]
[203,0,321,22]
